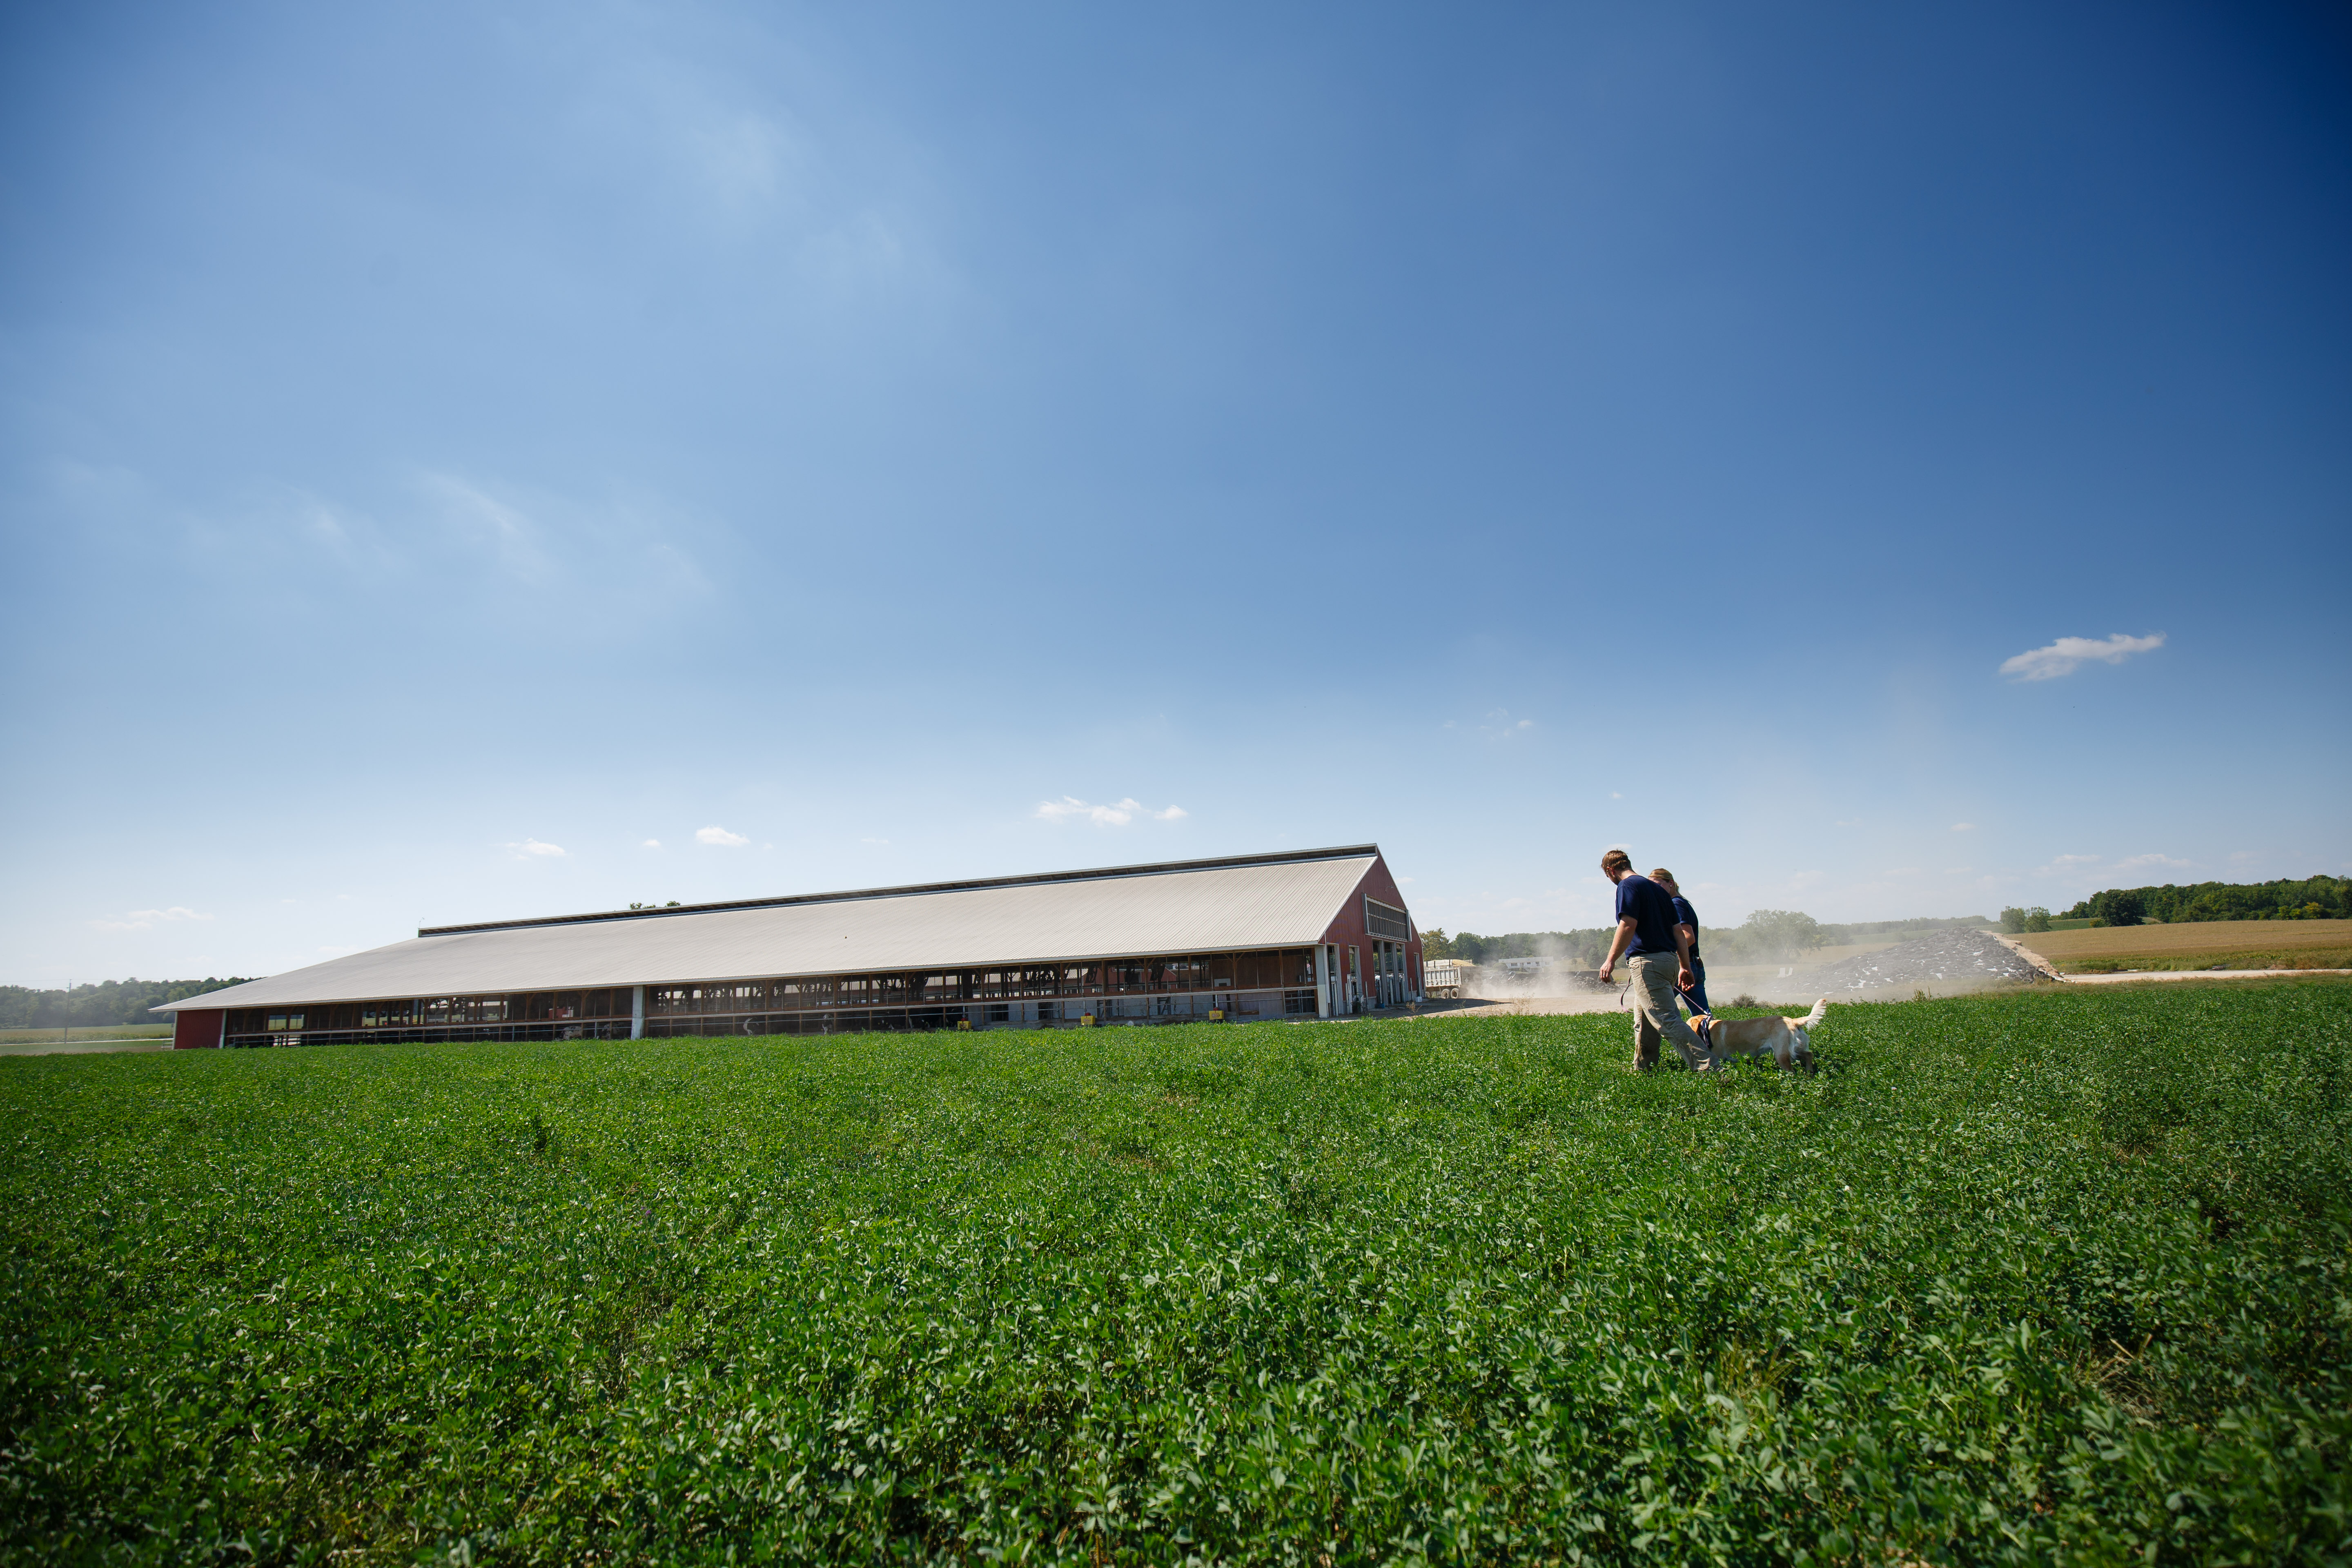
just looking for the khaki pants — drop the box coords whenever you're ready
[1629,951,1711,1070]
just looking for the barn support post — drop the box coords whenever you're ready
[1314,946,1332,1018]
[630,985,645,1040]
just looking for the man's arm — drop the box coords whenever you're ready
[1599,916,1637,982]
[1674,924,1695,991]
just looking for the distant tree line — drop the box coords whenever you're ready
[0,977,253,1030]
[1422,913,1987,968]
[1420,928,1614,966]
[2062,875,2349,927]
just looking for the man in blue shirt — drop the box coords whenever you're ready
[1597,849,1711,1071]
[1651,868,1710,1017]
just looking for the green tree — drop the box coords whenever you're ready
[1720,910,1826,964]
[1419,928,1454,959]
[2023,907,2052,932]
[2088,889,2147,927]
[2000,906,2027,933]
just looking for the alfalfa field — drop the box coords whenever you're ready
[3,981,2348,1565]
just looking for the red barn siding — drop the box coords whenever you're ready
[172,1009,224,1049]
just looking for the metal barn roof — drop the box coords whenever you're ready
[158,846,1385,1012]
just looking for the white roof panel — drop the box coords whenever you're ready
[160,850,1378,1011]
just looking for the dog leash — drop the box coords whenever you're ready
[1613,976,1715,1051]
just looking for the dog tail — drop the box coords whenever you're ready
[1797,997,1827,1030]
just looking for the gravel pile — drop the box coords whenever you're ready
[1797,929,2047,993]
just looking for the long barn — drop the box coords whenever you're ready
[158,844,1424,1049]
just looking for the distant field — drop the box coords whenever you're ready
[2017,918,2352,973]
[4,985,2347,1563]
[0,1023,172,1045]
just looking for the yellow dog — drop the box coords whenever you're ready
[1692,997,1827,1074]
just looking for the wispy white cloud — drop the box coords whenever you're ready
[1999,632,2166,682]
[1034,797,1185,826]
[642,839,662,849]
[1951,822,1976,832]
[89,906,212,933]
[506,838,566,858]
[2112,852,2190,874]
[417,472,714,611]
[2051,853,2099,866]
[860,836,890,845]
[688,110,802,208]
[1474,708,1536,739]
[696,825,750,846]
[90,907,213,931]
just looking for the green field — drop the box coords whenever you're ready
[4,986,2348,1565]
[0,1023,172,1045]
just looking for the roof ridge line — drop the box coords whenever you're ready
[416,844,1383,937]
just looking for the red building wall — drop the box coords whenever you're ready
[172,1009,224,1049]
[1317,852,1424,1001]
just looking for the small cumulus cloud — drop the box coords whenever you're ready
[507,839,566,858]
[1951,823,1976,833]
[696,825,751,846]
[2051,853,2099,866]
[1610,792,1624,800]
[860,836,890,845]
[1999,632,2165,682]
[1035,797,1186,826]
[642,839,662,849]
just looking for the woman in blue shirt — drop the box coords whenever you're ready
[1650,869,1710,1016]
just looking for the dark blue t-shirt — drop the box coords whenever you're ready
[1615,874,1680,958]
[1670,895,1701,961]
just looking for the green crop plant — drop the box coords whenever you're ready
[2,983,2347,1564]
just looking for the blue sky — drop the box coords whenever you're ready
[3,1,2347,985]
